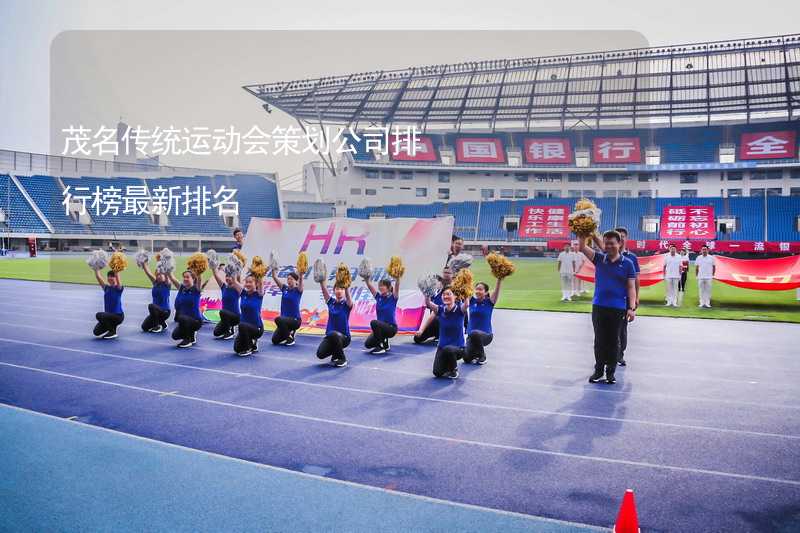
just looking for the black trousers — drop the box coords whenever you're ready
[413,317,439,344]
[94,312,124,336]
[591,305,625,377]
[316,331,351,361]
[619,319,629,360]
[172,313,202,343]
[433,346,464,377]
[234,322,263,353]
[272,316,301,344]
[141,304,170,332]
[214,309,240,337]
[678,271,688,291]
[464,331,493,363]
[365,320,398,349]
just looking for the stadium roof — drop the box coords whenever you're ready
[243,34,800,132]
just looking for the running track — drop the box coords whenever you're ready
[0,279,799,532]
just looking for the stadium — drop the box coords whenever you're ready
[1,26,800,533]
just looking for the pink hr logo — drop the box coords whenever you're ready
[299,222,368,255]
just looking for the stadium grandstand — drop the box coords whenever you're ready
[245,33,800,251]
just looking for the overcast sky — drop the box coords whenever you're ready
[1,0,798,180]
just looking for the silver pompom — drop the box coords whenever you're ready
[358,258,373,280]
[417,274,442,299]
[156,247,175,274]
[313,258,328,283]
[447,253,473,274]
[206,249,219,270]
[269,249,279,273]
[224,256,243,278]
[86,249,109,271]
[134,249,150,268]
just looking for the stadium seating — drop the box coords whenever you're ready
[0,175,50,233]
[61,176,160,234]
[220,174,281,231]
[16,175,90,234]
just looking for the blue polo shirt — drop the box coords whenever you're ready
[151,282,170,310]
[592,252,636,310]
[221,284,241,315]
[174,286,202,321]
[437,304,465,348]
[375,292,397,325]
[280,286,302,321]
[326,297,352,337]
[240,289,264,328]
[432,290,445,306]
[468,296,494,334]
[622,250,641,274]
[103,285,123,314]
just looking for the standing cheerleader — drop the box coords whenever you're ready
[464,279,502,365]
[413,266,453,344]
[423,287,467,379]
[271,268,304,346]
[92,268,124,339]
[169,270,203,348]
[316,269,353,367]
[140,261,171,333]
[364,277,399,355]
[230,273,266,356]
[211,264,241,340]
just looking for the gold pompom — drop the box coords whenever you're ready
[109,252,128,273]
[296,252,309,275]
[232,249,247,267]
[335,263,352,288]
[574,198,595,211]
[187,252,208,277]
[388,256,405,279]
[569,197,600,237]
[486,252,515,279]
[250,256,267,279]
[451,268,474,300]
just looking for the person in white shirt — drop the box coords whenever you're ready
[663,245,683,307]
[557,244,576,301]
[570,241,586,296]
[695,245,716,308]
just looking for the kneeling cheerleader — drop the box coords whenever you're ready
[362,256,402,355]
[138,250,172,333]
[464,252,514,364]
[271,251,305,346]
[210,252,241,340]
[423,286,467,379]
[315,261,353,367]
[88,250,126,339]
[169,266,204,349]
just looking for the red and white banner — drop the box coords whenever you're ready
[592,137,641,163]
[519,206,570,238]
[714,255,800,291]
[738,131,797,160]
[455,137,506,164]
[388,134,438,162]
[523,137,573,164]
[575,254,666,287]
[548,239,800,254]
[659,206,715,240]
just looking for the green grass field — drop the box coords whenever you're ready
[0,256,798,323]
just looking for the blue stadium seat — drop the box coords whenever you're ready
[61,176,160,234]
[0,175,50,233]
[16,175,90,234]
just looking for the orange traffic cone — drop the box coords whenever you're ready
[613,489,640,533]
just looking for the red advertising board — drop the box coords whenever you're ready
[592,137,641,163]
[522,137,573,164]
[575,254,666,287]
[388,134,438,162]
[519,205,569,239]
[547,239,800,254]
[659,206,715,240]
[455,137,506,164]
[738,130,797,160]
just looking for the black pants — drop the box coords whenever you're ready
[141,304,170,332]
[172,313,202,343]
[272,316,301,344]
[464,331,493,363]
[316,331,351,361]
[619,318,630,360]
[433,346,464,377]
[234,322,264,353]
[678,271,687,292]
[94,312,124,336]
[365,320,398,349]
[413,317,439,344]
[214,309,240,338]
[591,305,625,377]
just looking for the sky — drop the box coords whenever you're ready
[1,0,798,180]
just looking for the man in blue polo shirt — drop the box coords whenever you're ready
[578,230,637,384]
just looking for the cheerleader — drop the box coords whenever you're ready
[423,287,467,379]
[413,266,453,344]
[92,269,124,339]
[229,273,266,356]
[169,270,203,348]
[316,278,353,367]
[270,268,303,345]
[364,276,399,355]
[140,262,171,333]
[211,264,241,340]
[463,279,502,365]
